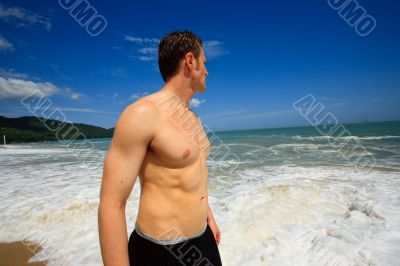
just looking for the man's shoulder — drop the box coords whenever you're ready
[113,97,159,143]
[115,91,168,132]
[123,95,160,119]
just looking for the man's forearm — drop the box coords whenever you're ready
[98,204,130,266]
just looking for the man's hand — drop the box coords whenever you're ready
[207,204,221,245]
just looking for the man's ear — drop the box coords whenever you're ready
[184,52,194,70]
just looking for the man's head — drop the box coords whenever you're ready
[158,30,208,92]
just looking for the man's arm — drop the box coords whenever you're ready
[207,204,221,245]
[98,103,156,266]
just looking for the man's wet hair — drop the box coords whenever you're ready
[158,30,203,82]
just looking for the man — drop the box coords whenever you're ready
[98,30,223,266]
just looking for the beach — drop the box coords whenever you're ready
[0,241,46,266]
[0,121,400,265]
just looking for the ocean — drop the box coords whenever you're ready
[1,121,400,265]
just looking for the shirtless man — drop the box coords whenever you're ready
[98,30,223,266]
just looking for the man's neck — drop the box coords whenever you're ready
[160,79,194,107]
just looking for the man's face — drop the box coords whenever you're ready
[192,48,208,93]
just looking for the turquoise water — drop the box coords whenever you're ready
[209,121,400,170]
[1,121,400,265]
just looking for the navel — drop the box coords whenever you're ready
[182,149,191,159]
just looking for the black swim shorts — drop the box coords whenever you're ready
[128,222,222,266]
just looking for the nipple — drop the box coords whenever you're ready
[182,149,191,159]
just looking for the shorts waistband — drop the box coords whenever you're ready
[134,221,208,245]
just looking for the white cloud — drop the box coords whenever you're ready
[125,35,159,62]
[0,36,14,51]
[103,67,128,78]
[70,93,81,100]
[189,98,206,108]
[124,35,159,44]
[138,47,158,54]
[129,91,149,101]
[8,105,119,114]
[112,93,118,99]
[0,105,119,117]
[0,68,29,79]
[124,35,228,62]
[0,77,58,99]
[0,4,51,30]
[135,55,157,62]
[124,35,144,43]
[203,40,229,60]
[144,38,160,44]
[63,88,83,101]
[52,107,119,114]
[0,77,82,101]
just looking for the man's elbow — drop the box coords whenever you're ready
[99,197,127,213]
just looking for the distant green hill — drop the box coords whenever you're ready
[0,115,114,143]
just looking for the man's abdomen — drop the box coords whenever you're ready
[135,175,208,240]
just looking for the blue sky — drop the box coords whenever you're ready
[0,0,399,131]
